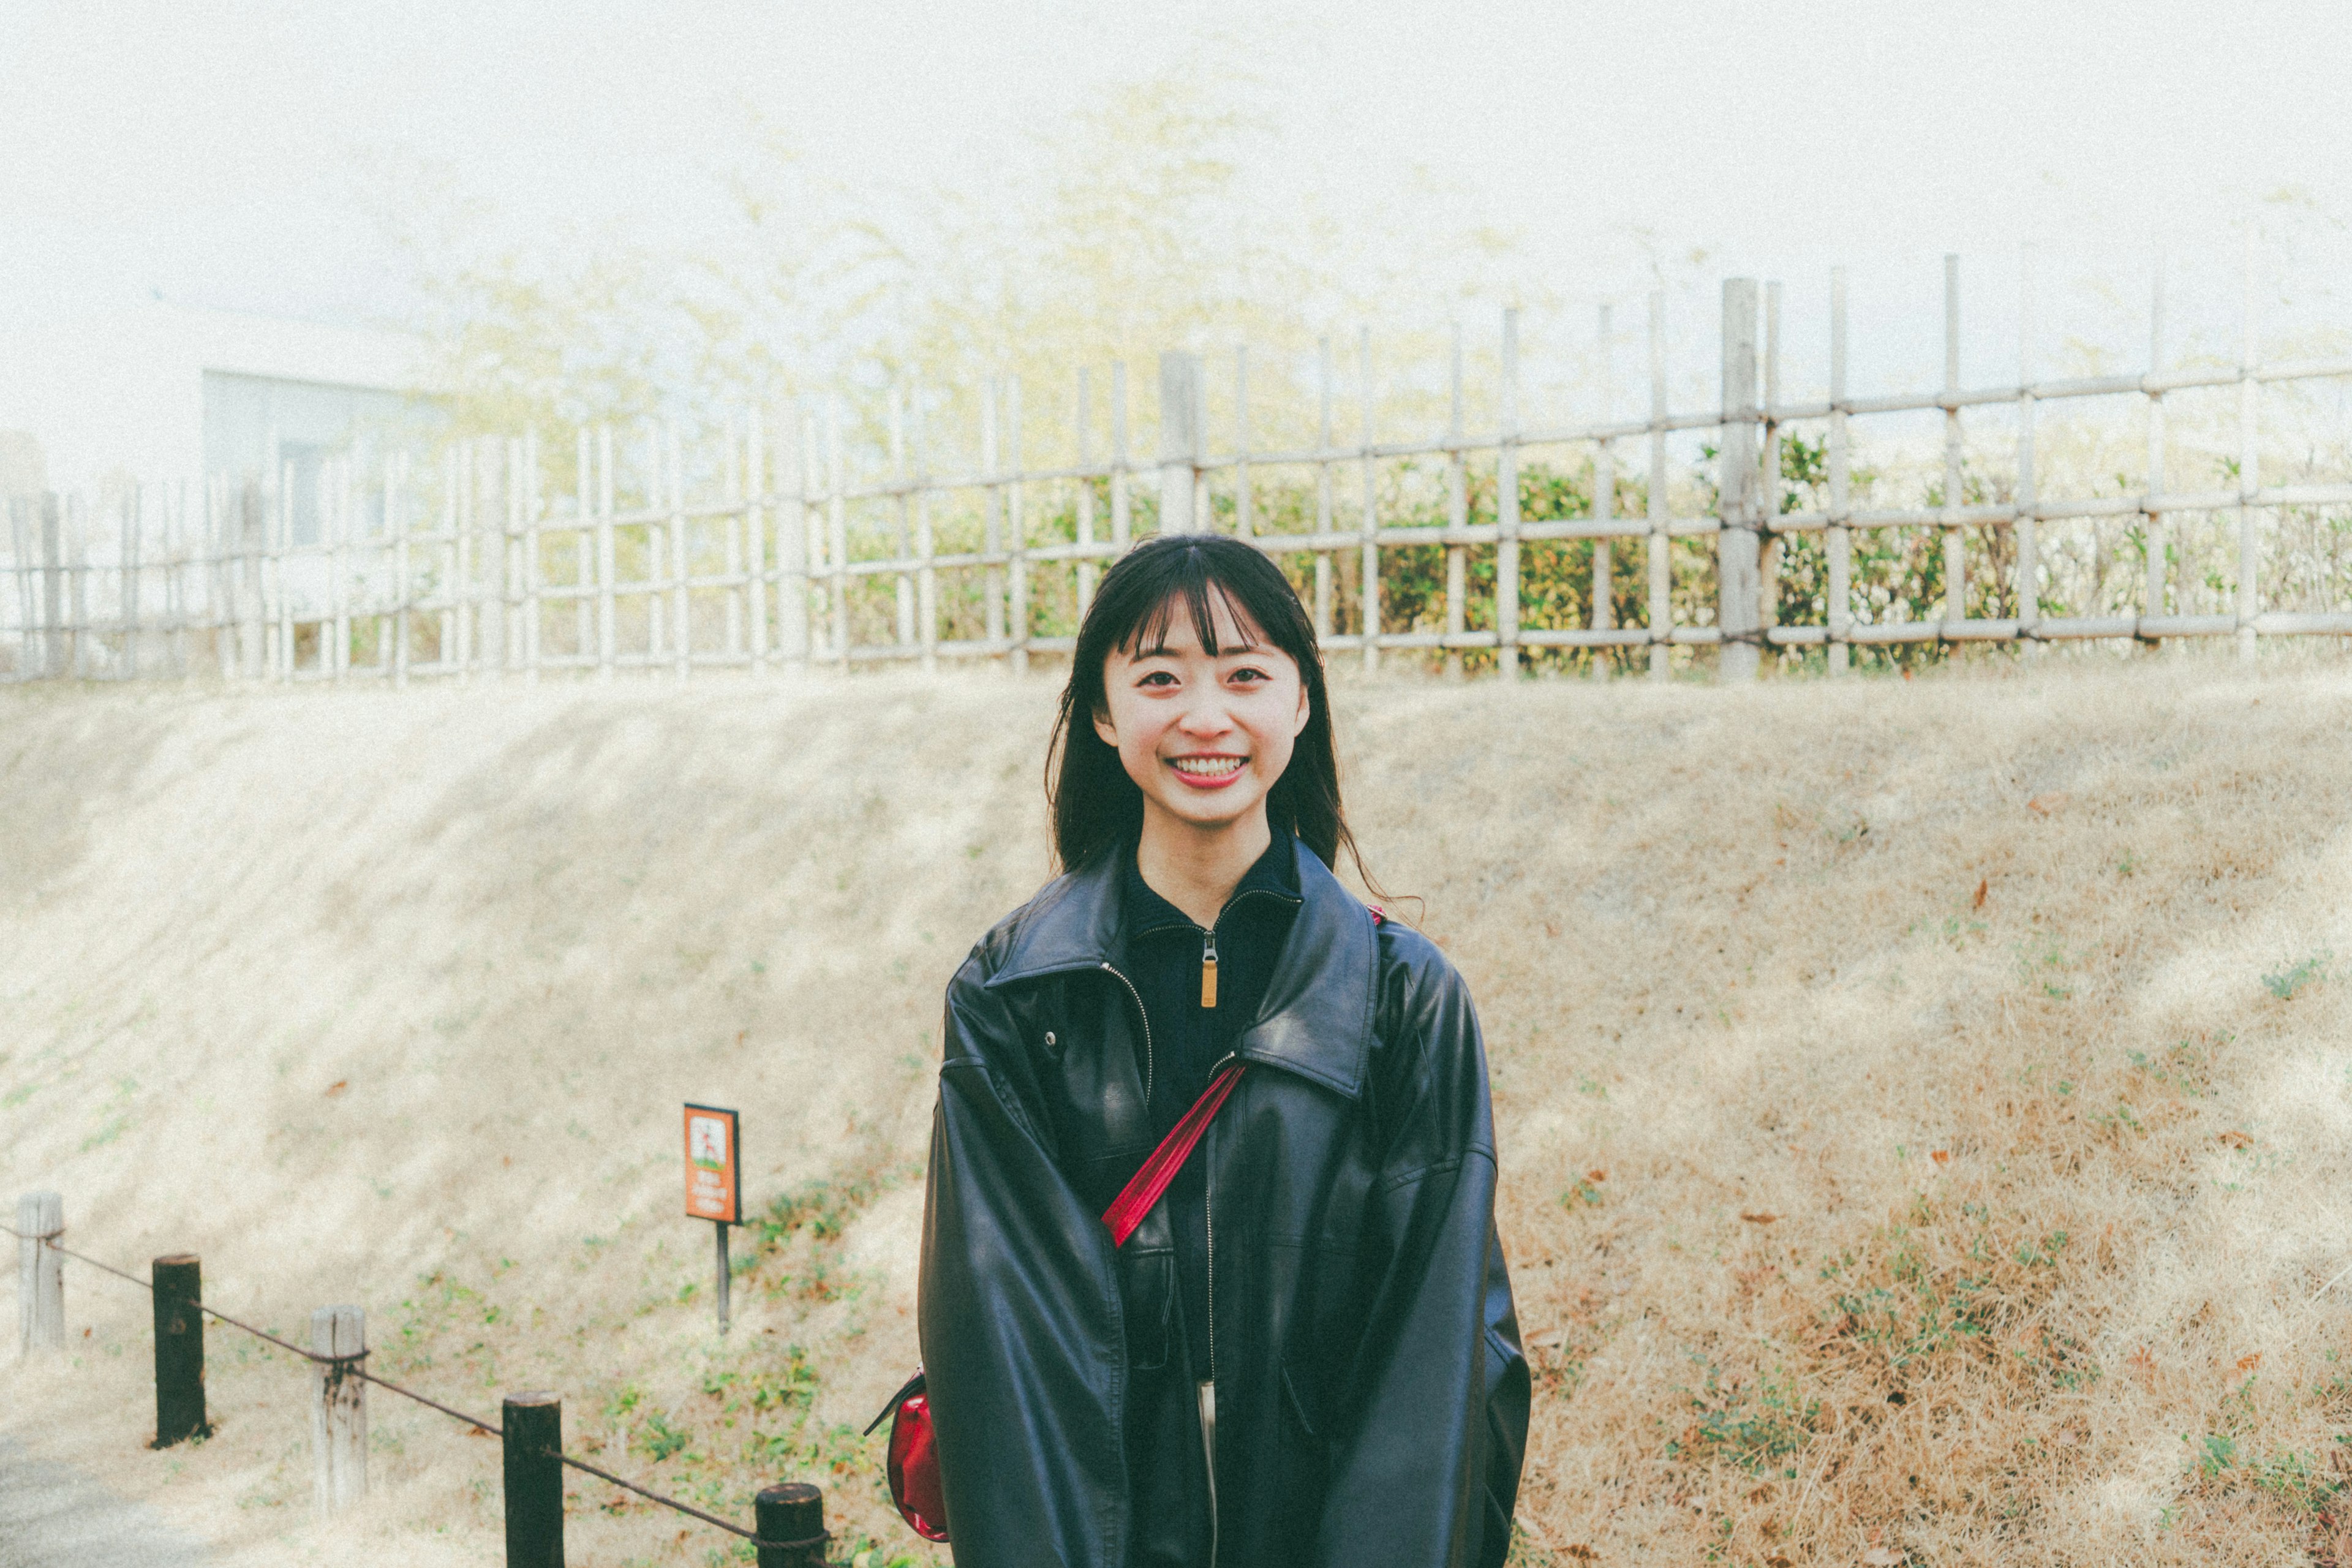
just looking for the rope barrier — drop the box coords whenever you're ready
[1,1219,825,1552]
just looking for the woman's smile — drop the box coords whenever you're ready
[1168,753,1248,787]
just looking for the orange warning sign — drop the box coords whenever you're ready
[683,1104,741,1224]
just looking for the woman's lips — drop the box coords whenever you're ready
[1167,755,1247,790]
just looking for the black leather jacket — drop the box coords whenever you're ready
[919,839,1528,1568]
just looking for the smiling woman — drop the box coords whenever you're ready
[913,535,1528,1568]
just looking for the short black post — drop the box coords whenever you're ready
[151,1254,208,1446]
[755,1481,824,1568]
[502,1392,564,1567]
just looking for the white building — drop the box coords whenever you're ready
[0,298,442,542]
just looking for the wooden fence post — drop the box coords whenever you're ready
[2237,229,2261,664]
[1496,306,1521,679]
[40,495,64,680]
[312,1305,366,1517]
[1158,352,1201,536]
[16,1191,62,1354]
[1829,267,1853,674]
[1110,363,1132,552]
[1717,278,1762,682]
[1943,255,1969,629]
[2015,252,2040,654]
[152,1254,206,1446]
[1008,375,1030,674]
[1591,306,1615,667]
[1076,368,1098,622]
[1358,326,1379,672]
[1446,322,1468,680]
[502,1390,564,1567]
[596,424,617,682]
[755,1481,825,1568]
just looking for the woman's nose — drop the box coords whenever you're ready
[1177,699,1234,737]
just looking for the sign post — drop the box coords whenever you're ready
[683,1104,742,1335]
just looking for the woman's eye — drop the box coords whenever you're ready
[1137,671,1178,687]
[1229,667,1269,684]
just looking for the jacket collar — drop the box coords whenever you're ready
[985,835,1376,1100]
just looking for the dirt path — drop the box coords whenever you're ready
[0,1436,209,1568]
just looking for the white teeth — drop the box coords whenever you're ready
[1170,756,1245,777]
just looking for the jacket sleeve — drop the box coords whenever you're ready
[918,965,1128,1568]
[1313,951,1530,1568]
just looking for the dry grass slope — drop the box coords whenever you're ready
[3,661,2351,1566]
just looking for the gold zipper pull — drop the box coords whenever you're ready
[1200,929,1218,1009]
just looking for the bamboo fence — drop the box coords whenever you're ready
[8,249,2352,687]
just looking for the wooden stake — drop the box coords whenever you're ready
[312,1304,366,1516]
[16,1192,62,1355]
[501,1392,564,1567]
[755,1481,826,1568]
[153,1253,207,1445]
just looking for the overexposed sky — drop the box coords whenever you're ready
[3,0,2348,406]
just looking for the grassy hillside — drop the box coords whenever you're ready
[3,662,2350,1566]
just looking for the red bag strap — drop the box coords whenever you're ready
[1101,1058,1248,1247]
[1101,907,1379,1248]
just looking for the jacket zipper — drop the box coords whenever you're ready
[1203,1047,1235,1568]
[1098,962,1154,1110]
[1200,929,1219,1009]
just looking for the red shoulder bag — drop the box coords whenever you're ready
[869,1057,1251,1543]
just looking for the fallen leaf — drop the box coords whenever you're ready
[1564,1548,1599,1564]
[325,1080,347,1098]
[1931,1149,1951,1166]
[1741,1212,1779,1225]
[1527,1327,1566,1349]
[2218,1129,2252,1150]
[1586,1169,1607,1184]
[2027,792,2071,815]
[1972,877,1988,909]
[2237,1352,2263,1372]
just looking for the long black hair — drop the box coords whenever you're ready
[1047,535,1368,882]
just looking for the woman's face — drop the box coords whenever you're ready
[1093,589,1311,842]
